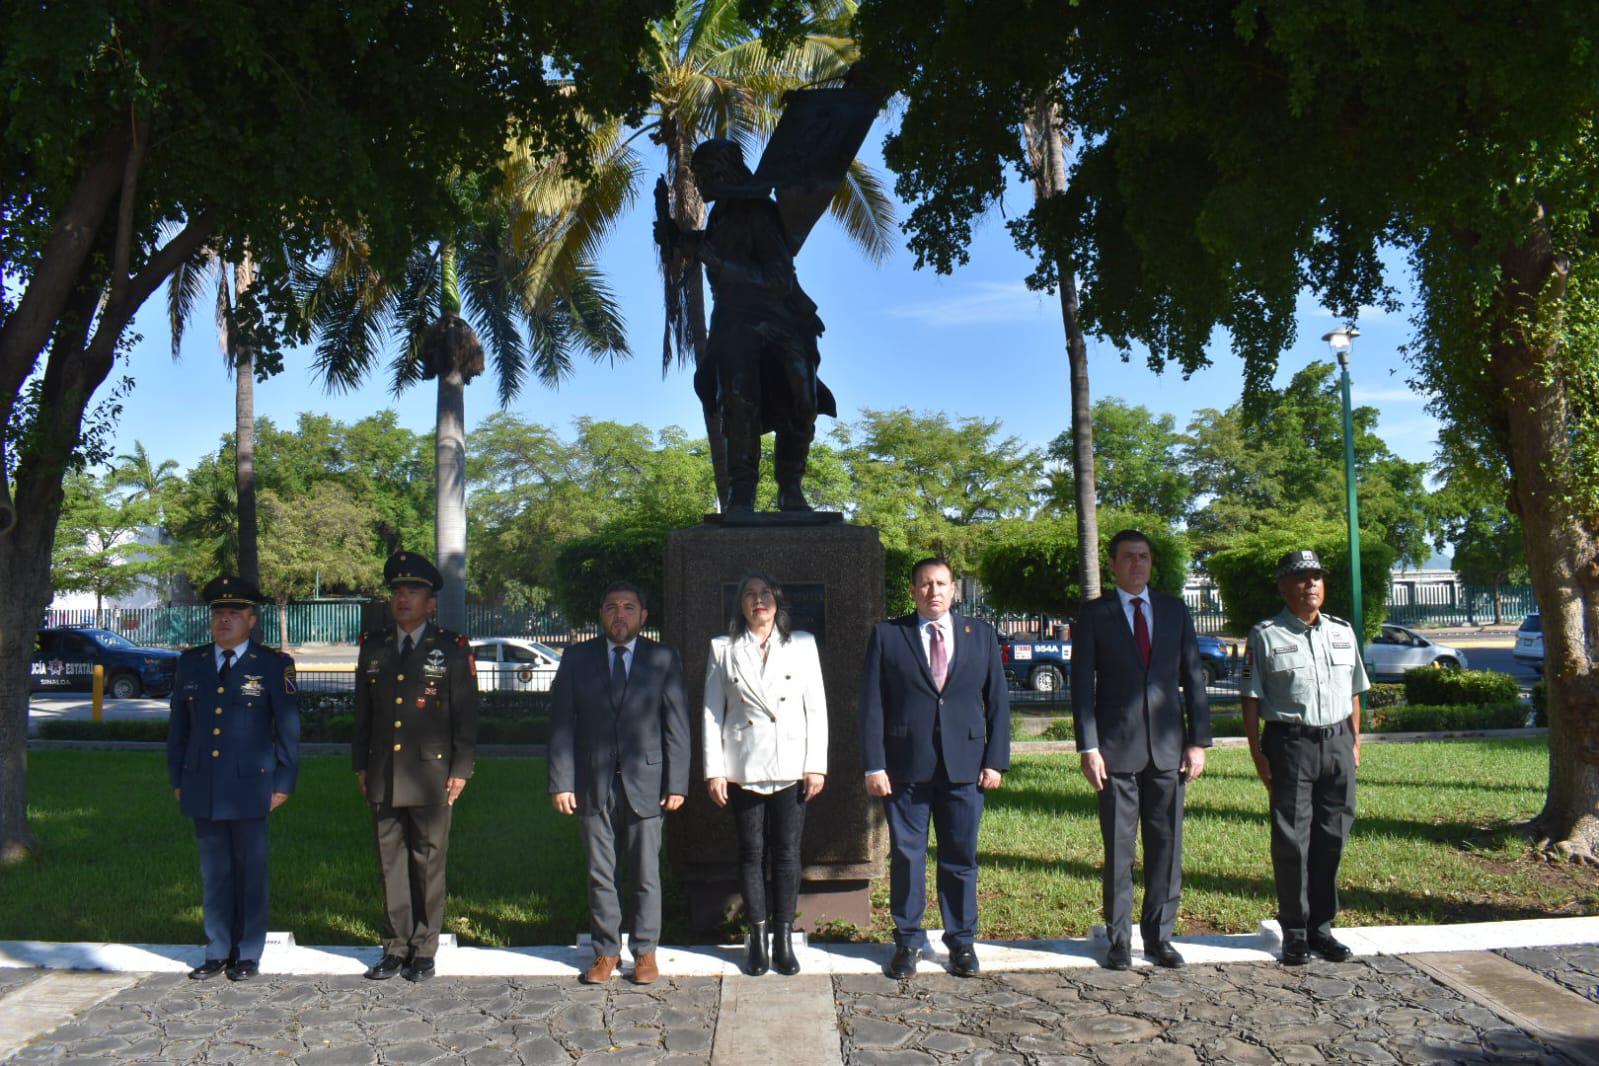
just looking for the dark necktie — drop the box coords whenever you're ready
[219,648,235,680]
[1131,597,1152,668]
[401,634,415,659]
[928,624,948,691]
[611,646,628,704]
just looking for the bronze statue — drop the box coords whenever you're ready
[657,72,884,514]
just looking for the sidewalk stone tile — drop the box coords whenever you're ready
[511,1033,573,1063]
[1206,1037,1274,1064]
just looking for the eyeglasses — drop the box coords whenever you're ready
[742,588,776,602]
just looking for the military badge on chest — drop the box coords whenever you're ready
[240,675,264,698]
[423,649,447,680]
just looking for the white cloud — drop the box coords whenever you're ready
[886,281,1048,326]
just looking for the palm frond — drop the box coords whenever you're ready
[390,250,442,395]
[554,262,631,361]
[828,157,897,264]
[459,230,531,406]
[165,249,216,359]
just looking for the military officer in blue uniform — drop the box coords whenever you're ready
[1241,550,1370,966]
[167,575,300,982]
[354,551,479,982]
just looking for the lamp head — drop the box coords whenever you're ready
[1321,327,1359,365]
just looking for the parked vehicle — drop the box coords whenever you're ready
[469,637,562,693]
[1513,613,1544,672]
[999,631,1233,692]
[1362,624,1469,681]
[30,626,180,698]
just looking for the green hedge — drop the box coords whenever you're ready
[1402,668,1519,707]
[38,713,548,745]
[1364,682,1407,708]
[1366,702,1530,732]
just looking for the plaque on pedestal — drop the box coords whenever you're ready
[662,521,886,932]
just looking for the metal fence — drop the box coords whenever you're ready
[1385,583,1537,628]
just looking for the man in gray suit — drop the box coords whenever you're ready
[549,581,690,985]
[1072,529,1211,970]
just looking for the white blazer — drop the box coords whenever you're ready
[702,630,828,785]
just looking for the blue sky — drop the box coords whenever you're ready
[107,122,1439,475]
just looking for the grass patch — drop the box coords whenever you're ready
[4,741,1592,946]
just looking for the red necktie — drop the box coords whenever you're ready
[928,624,948,691]
[1131,597,1152,668]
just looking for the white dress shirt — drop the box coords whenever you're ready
[606,637,638,678]
[1116,585,1154,641]
[396,623,429,651]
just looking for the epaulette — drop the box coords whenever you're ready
[359,631,369,646]
[457,634,470,648]
[1322,613,1353,628]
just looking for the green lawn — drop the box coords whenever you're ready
[3,742,1593,946]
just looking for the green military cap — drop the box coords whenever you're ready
[1275,550,1325,579]
[202,575,263,608]
[384,550,443,591]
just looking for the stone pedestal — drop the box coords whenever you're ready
[663,520,886,933]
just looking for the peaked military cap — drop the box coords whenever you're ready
[202,575,263,608]
[385,550,443,591]
[1275,549,1325,579]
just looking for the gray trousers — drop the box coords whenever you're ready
[371,801,453,959]
[1263,720,1357,941]
[1098,765,1184,943]
[581,772,663,958]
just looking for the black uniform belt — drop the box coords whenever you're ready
[1264,718,1350,740]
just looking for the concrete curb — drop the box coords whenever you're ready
[2,916,1595,978]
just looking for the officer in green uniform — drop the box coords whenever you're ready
[354,551,479,982]
[1241,550,1369,966]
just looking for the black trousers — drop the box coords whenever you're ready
[1097,764,1184,943]
[1263,720,1357,941]
[729,783,807,925]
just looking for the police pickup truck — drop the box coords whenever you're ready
[1000,632,1233,693]
[30,626,180,699]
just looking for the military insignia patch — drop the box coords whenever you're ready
[240,675,264,698]
[282,661,297,694]
[424,649,447,677]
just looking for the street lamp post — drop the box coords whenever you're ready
[1322,328,1364,645]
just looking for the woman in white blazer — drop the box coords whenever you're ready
[704,571,828,976]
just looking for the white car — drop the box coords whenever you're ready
[1513,613,1544,671]
[469,637,562,693]
[1363,624,1468,681]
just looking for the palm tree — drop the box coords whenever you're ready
[303,132,636,630]
[640,0,895,507]
[110,441,179,510]
[167,247,265,587]
[1023,91,1100,600]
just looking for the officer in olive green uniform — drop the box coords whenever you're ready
[1241,550,1370,966]
[354,551,479,982]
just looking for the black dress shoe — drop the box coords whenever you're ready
[1104,940,1132,971]
[1144,940,1185,969]
[1309,934,1353,962]
[1281,938,1311,966]
[188,959,228,981]
[402,956,435,982]
[365,953,407,980]
[948,943,980,978]
[886,944,919,979]
[226,959,259,982]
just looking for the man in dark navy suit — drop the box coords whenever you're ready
[1072,530,1211,970]
[548,580,690,986]
[354,551,478,983]
[168,576,300,982]
[860,557,1010,979]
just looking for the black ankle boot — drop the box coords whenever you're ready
[771,922,800,976]
[744,921,770,976]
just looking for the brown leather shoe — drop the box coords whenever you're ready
[631,952,659,984]
[581,955,620,984]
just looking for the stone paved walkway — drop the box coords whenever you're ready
[7,945,1599,1064]
[4,974,718,1065]
[833,952,1586,1065]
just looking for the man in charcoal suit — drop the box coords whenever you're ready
[1072,529,1211,970]
[548,580,691,985]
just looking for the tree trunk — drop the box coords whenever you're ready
[233,253,259,590]
[1491,578,1503,626]
[435,366,468,632]
[1487,234,1599,861]
[278,598,289,648]
[670,128,726,509]
[1024,94,1101,601]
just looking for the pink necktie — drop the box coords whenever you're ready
[1131,597,1152,668]
[929,624,948,690]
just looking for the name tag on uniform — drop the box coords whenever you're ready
[1331,636,1353,649]
[423,649,447,678]
[366,660,382,675]
[240,675,264,698]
